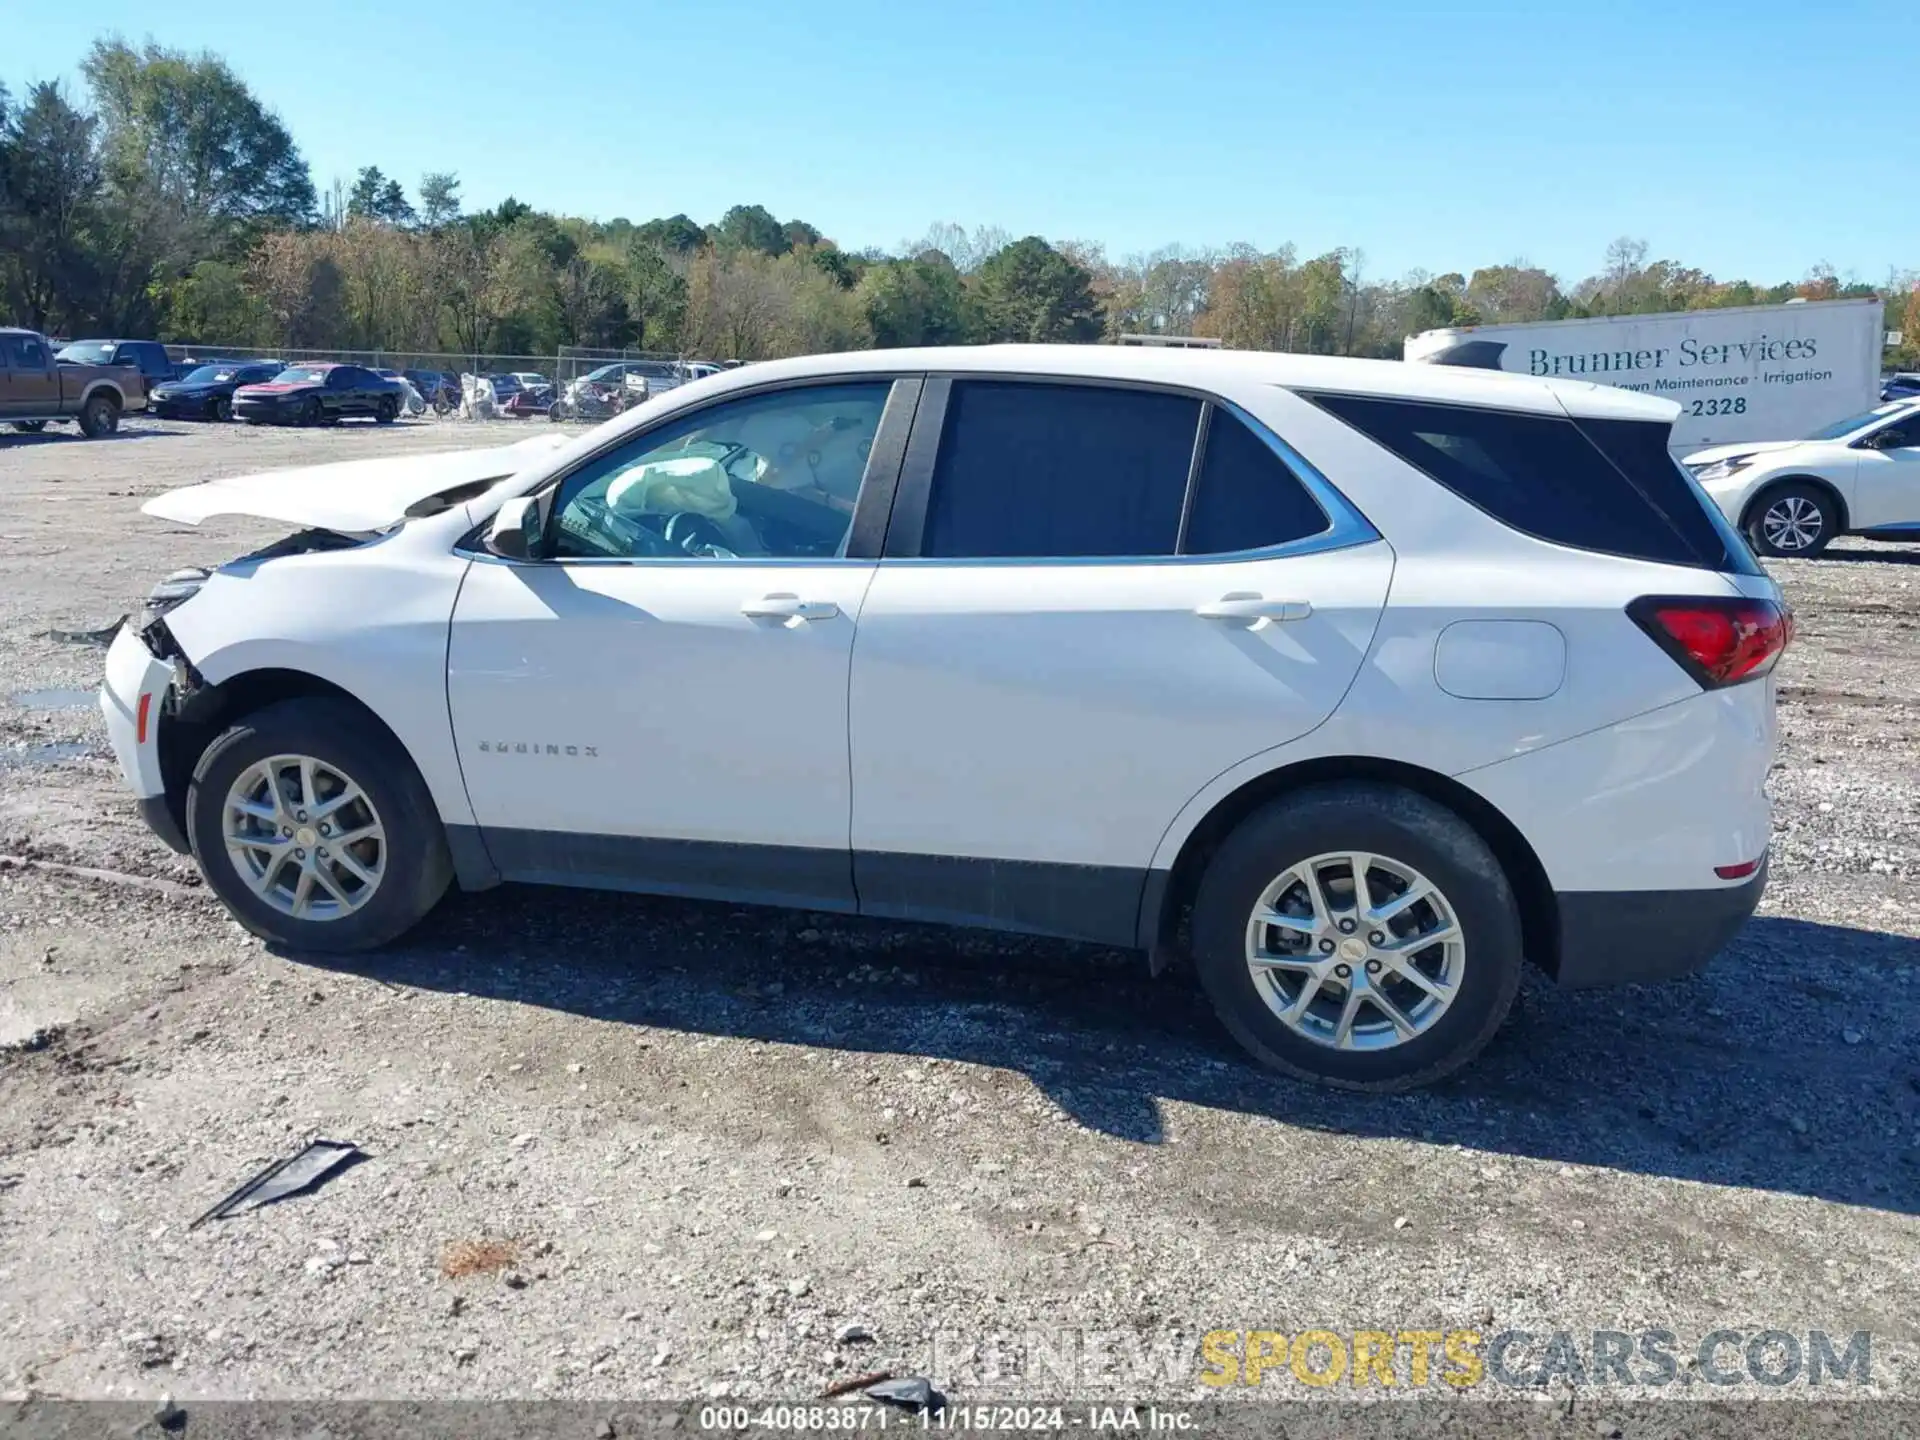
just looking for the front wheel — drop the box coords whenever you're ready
[211,395,231,423]
[185,698,453,951]
[1190,783,1523,1091]
[376,397,398,424]
[1746,482,1837,558]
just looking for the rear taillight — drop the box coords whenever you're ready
[1628,595,1792,688]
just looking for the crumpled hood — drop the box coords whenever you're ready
[142,434,573,531]
[1681,439,1803,467]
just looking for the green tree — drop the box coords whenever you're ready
[635,212,705,254]
[1464,263,1563,324]
[971,236,1100,343]
[347,166,414,226]
[417,171,460,229]
[714,203,788,256]
[82,38,313,232]
[0,82,104,331]
[624,240,688,349]
[858,256,972,347]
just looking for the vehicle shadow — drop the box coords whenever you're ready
[1814,544,1920,566]
[296,889,1920,1214]
[0,429,180,447]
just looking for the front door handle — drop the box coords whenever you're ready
[741,594,840,622]
[1195,593,1313,624]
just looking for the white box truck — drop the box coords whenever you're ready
[1404,297,1884,453]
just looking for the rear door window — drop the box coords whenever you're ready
[1307,393,1750,572]
[924,381,1200,558]
[1183,408,1330,554]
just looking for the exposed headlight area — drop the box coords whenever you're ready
[1688,454,1758,483]
[138,567,211,631]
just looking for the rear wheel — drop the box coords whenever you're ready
[1190,783,1523,1090]
[1746,481,1837,558]
[77,393,120,438]
[185,698,453,952]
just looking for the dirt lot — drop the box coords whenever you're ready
[1,414,1918,1411]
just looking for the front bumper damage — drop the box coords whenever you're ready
[99,623,193,854]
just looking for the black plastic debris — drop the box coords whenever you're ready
[865,1376,941,1413]
[40,619,126,650]
[190,1139,365,1229]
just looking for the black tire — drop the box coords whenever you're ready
[11,420,48,433]
[78,393,120,438]
[1744,480,1837,559]
[185,698,453,952]
[1190,783,1523,1091]
[376,396,398,424]
[301,397,322,427]
[211,395,231,423]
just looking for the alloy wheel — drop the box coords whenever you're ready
[221,754,386,921]
[1761,495,1824,552]
[1243,851,1465,1050]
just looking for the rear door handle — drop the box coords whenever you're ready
[740,594,840,622]
[1195,593,1313,624]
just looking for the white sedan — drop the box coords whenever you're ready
[1686,398,1920,557]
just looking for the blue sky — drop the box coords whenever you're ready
[7,0,1909,287]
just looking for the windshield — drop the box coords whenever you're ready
[1805,403,1911,441]
[272,367,329,383]
[55,342,117,365]
[182,365,238,383]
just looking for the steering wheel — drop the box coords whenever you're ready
[662,511,736,558]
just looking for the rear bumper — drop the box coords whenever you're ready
[1552,858,1766,988]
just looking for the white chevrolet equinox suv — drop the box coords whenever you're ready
[101,346,1788,1090]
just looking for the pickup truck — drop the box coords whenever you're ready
[0,327,150,437]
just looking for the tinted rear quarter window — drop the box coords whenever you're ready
[925,382,1201,558]
[1308,393,1745,571]
[1184,409,1330,554]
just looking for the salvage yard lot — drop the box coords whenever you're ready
[2,416,1919,1402]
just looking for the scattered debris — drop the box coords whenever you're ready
[819,1370,891,1400]
[122,1332,175,1369]
[189,1139,365,1229]
[865,1376,941,1413]
[0,1025,64,1057]
[39,621,125,650]
[153,1395,186,1432]
[441,1238,521,1279]
[834,1322,874,1345]
[1843,1027,1865,1045]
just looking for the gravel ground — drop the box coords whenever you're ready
[1,415,1918,1412]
